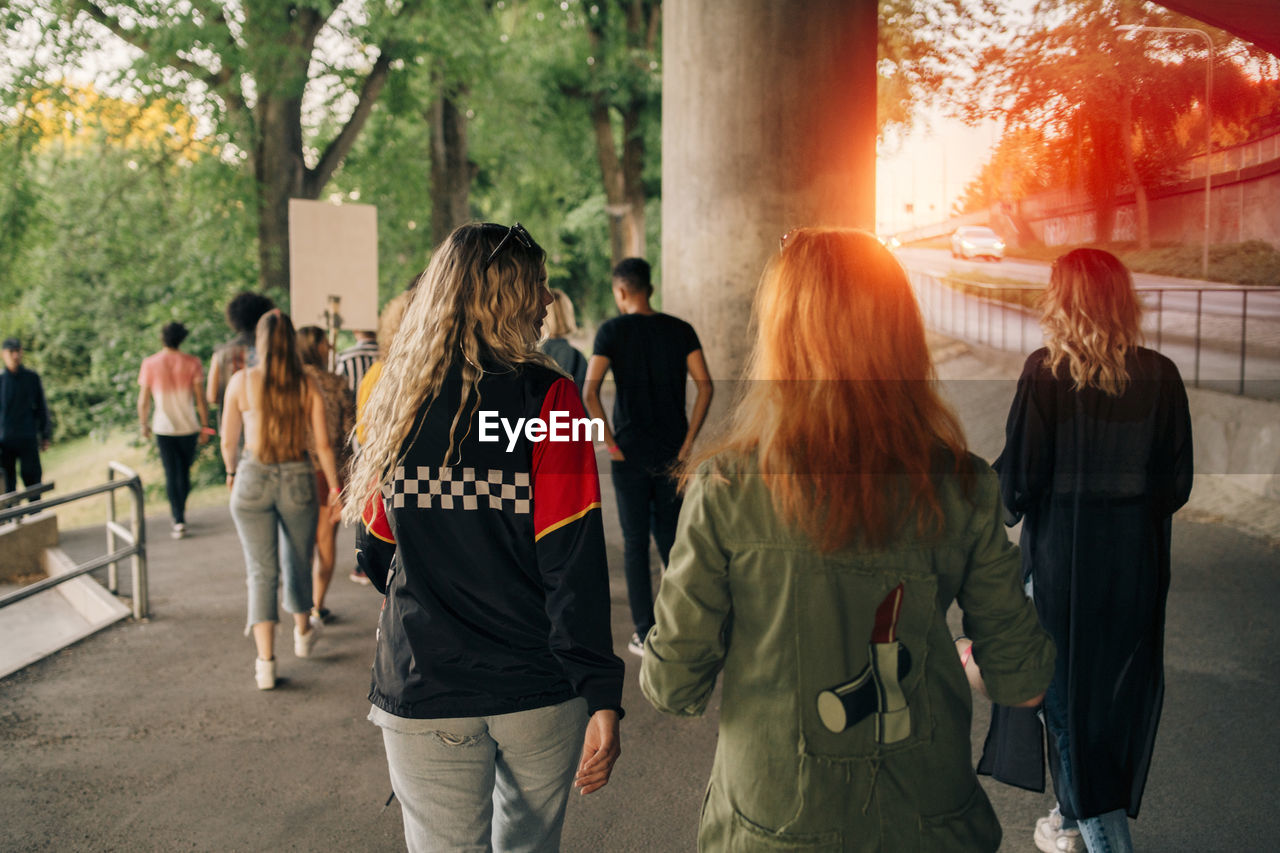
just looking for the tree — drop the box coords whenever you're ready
[25,0,432,292]
[522,0,660,267]
[0,87,256,438]
[955,126,1064,214]
[962,0,1274,247]
[878,0,996,140]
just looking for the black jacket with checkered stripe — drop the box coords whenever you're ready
[356,359,624,720]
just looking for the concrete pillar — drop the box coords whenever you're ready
[662,0,879,378]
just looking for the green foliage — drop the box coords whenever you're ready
[1,124,257,440]
[1,0,987,456]
[336,0,664,323]
[1122,240,1280,285]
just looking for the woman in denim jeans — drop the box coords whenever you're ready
[221,310,341,690]
[343,223,624,852]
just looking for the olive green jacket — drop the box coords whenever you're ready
[640,455,1054,852]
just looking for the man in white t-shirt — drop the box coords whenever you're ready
[138,322,211,539]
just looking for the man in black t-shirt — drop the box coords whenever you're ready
[584,258,713,657]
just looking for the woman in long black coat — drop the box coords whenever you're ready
[994,249,1193,853]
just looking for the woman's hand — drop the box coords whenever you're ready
[955,637,989,699]
[574,709,620,795]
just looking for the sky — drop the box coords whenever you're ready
[874,0,1037,237]
[876,110,1002,236]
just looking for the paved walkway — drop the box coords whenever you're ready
[1,339,1277,852]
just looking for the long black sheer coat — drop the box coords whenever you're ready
[981,346,1193,820]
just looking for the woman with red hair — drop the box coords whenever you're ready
[640,227,1055,850]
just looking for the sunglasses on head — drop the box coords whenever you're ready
[483,222,534,270]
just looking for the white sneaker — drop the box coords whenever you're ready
[255,657,276,690]
[1035,808,1084,853]
[171,523,186,540]
[627,632,645,657]
[294,623,320,658]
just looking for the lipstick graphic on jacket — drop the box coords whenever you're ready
[817,583,912,743]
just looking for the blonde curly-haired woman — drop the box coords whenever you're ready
[993,248,1193,853]
[344,222,624,852]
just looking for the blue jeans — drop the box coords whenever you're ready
[1044,673,1134,853]
[370,697,588,853]
[610,458,681,637]
[229,453,318,630]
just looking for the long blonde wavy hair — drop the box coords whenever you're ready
[342,223,551,522]
[255,311,310,464]
[1041,248,1143,396]
[682,228,968,551]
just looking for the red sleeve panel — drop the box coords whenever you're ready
[533,378,602,540]
[362,488,395,543]
[355,487,396,595]
[531,377,623,716]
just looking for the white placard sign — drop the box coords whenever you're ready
[288,199,379,333]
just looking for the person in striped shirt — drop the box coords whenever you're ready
[334,331,378,394]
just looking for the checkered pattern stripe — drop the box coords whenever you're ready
[387,466,532,514]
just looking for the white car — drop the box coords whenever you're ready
[950,226,1005,261]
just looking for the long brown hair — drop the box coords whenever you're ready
[1041,248,1142,396]
[683,228,968,551]
[295,325,327,369]
[255,311,310,464]
[343,223,551,523]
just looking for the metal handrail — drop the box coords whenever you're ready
[910,269,1280,396]
[0,463,148,619]
[0,481,55,510]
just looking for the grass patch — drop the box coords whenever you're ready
[1120,240,1280,285]
[1007,240,1280,285]
[942,271,1043,310]
[39,430,228,530]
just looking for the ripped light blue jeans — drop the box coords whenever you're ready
[1044,684,1134,853]
[229,452,318,630]
[1029,578,1134,853]
[369,698,588,853]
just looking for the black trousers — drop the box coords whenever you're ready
[156,433,199,524]
[0,435,42,495]
[610,457,682,638]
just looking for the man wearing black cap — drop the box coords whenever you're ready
[0,337,53,495]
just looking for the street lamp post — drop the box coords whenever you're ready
[1117,24,1214,279]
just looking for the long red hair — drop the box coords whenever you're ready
[684,228,968,551]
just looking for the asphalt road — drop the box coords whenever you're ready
[1,338,1277,852]
[898,247,1280,399]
